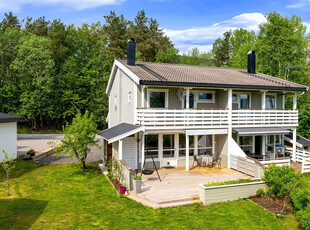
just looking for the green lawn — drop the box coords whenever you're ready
[0,161,300,229]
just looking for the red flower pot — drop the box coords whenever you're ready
[120,187,126,195]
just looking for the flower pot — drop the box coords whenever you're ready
[119,186,126,195]
[133,179,142,194]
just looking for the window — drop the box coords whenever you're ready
[266,135,282,153]
[128,92,132,104]
[239,136,253,153]
[179,134,194,157]
[197,91,215,103]
[183,92,195,108]
[198,135,213,155]
[266,94,276,109]
[147,89,168,108]
[114,95,117,108]
[232,94,238,102]
[163,134,175,158]
[240,94,250,109]
[145,134,158,158]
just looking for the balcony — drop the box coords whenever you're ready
[136,108,298,129]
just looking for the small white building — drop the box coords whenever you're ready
[0,113,25,161]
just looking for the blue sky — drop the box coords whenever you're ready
[1,0,310,53]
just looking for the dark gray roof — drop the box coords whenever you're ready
[0,112,25,123]
[285,132,310,148]
[234,127,290,136]
[119,60,308,91]
[100,123,143,143]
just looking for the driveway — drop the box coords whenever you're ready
[18,134,103,164]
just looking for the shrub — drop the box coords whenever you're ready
[204,179,254,187]
[134,176,142,180]
[27,149,35,156]
[291,186,310,211]
[263,165,300,199]
[297,205,310,230]
[256,188,265,197]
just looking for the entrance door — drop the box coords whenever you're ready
[255,136,262,155]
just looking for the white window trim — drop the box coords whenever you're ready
[128,92,132,104]
[266,93,277,109]
[239,136,253,152]
[232,92,251,109]
[196,90,215,104]
[147,88,169,108]
[181,91,197,109]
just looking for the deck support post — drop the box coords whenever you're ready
[186,134,189,171]
[141,132,145,169]
[293,92,297,162]
[119,139,123,160]
[261,91,266,109]
[227,88,232,168]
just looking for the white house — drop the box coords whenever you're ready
[100,39,308,175]
[0,113,25,161]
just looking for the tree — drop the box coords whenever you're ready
[103,11,129,60]
[212,30,232,66]
[0,12,21,31]
[230,29,256,68]
[53,111,100,168]
[155,47,179,63]
[1,150,16,196]
[255,12,310,79]
[25,16,50,36]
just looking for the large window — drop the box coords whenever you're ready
[145,134,158,158]
[266,94,276,109]
[240,94,250,109]
[266,135,282,153]
[163,134,175,158]
[198,135,213,155]
[239,136,253,153]
[179,134,194,157]
[197,91,215,103]
[148,89,168,108]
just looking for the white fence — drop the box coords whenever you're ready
[258,158,291,167]
[287,147,310,174]
[232,109,298,127]
[136,108,298,129]
[230,154,265,178]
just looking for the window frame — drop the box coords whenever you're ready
[265,93,277,109]
[232,92,251,109]
[196,90,215,104]
[239,136,253,153]
[147,88,169,108]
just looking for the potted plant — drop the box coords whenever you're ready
[133,176,142,194]
[119,181,126,195]
[27,149,35,157]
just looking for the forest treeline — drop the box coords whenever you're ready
[1,11,310,137]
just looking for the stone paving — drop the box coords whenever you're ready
[18,134,104,164]
[129,166,251,208]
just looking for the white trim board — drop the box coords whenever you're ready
[186,129,227,135]
[106,60,140,95]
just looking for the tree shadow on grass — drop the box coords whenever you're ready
[0,198,48,229]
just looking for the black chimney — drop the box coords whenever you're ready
[127,38,136,66]
[247,50,256,74]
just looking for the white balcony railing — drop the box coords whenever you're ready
[136,108,229,129]
[136,108,299,129]
[232,109,298,127]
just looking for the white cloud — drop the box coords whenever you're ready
[164,13,267,53]
[0,0,125,12]
[286,0,310,8]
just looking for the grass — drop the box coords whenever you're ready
[203,178,257,187]
[0,160,300,229]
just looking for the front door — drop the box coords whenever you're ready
[255,136,262,155]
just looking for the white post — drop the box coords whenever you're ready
[293,92,297,162]
[262,135,266,157]
[212,134,215,156]
[227,89,232,168]
[141,132,145,169]
[175,134,179,166]
[282,93,285,109]
[141,85,145,108]
[186,88,190,109]
[119,140,123,160]
[194,135,198,156]
[302,150,305,174]
[186,134,189,171]
[261,91,266,109]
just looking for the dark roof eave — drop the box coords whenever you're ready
[140,80,308,92]
[0,118,27,123]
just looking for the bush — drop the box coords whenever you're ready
[204,179,254,187]
[263,165,300,199]
[291,187,310,211]
[297,205,310,230]
[134,176,141,180]
[256,188,265,197]
[27,149,35,156]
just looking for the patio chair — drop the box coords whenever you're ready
[192,155,202,168]
[207,157,222,170]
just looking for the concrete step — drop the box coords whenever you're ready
[32,148,55,161]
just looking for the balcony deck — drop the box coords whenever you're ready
[136,108,298,130]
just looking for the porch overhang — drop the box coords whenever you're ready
[234,127,290,136]
[185,129,228,136]
[100,123,144,144]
